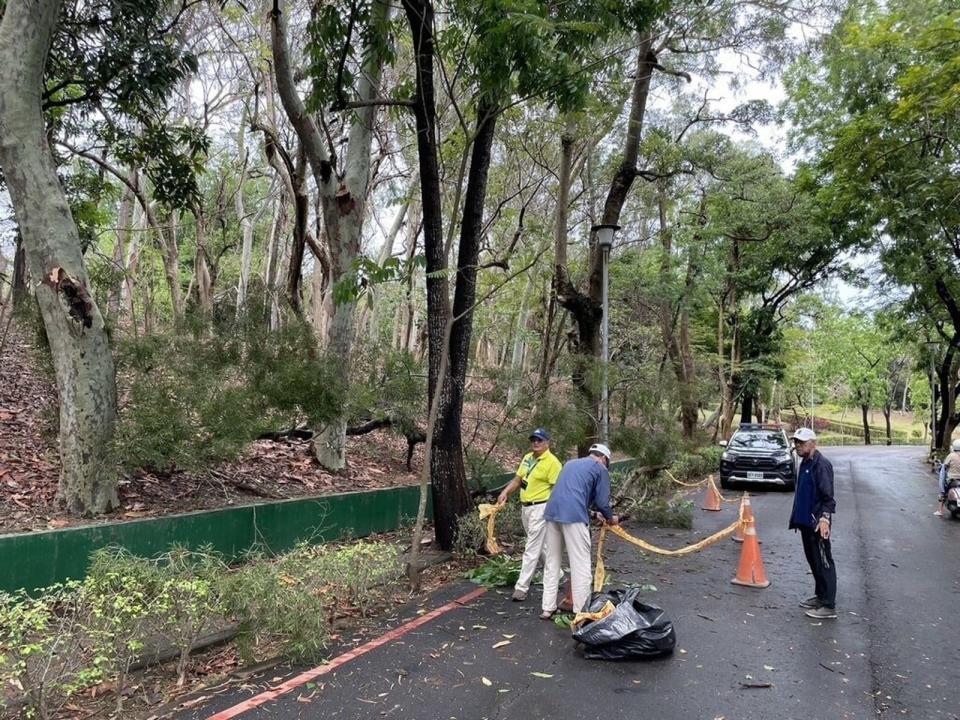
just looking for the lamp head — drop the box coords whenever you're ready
[592,224,620,251]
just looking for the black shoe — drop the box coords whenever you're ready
[804,606,837,620]
[799,596,821,609]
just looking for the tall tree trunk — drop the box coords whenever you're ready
[719,237,741,440]
[0,0,118,514]
[161,210,183,319]
[505,274,533,407]
[193,212,213,316]
[285,150,309,317]
[235,118,255,318]
[657,187,698,438]
[936,346,959,452]
[403,0,490,550]
[123,198,142,332]
[107,183,133,322]
[11,228,28,307]
[429,100,498,550]
[883,404,892,445]
[861,403,872,445]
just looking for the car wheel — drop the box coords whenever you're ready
[720,477,731,490]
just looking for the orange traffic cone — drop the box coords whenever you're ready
[701,475,722,511]
[731,515,770,588]
[733,493,755,543]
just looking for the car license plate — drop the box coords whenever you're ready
[746,471,764,480]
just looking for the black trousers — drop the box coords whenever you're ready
[799,526,837,608]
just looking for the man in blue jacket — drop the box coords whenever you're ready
[540,444,619,619]
[789,428,837,619]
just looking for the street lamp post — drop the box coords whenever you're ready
[592,223,620,444]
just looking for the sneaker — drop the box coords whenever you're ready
[934,510,944,517]
[511,589,527,602]
[804,606,838,620]
[799,596,822,609]
[539,610,556,620]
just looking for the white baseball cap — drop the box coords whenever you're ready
[589,443,612,459]
[792,427,817,442]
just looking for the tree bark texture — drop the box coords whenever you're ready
[657,188,698,438]
[0,0,119,514]
[235,119,255,318]
[11,228,28,307]
[860,403,872,445]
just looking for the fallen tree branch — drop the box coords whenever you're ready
[347,417,426,470]
[208,469,281,499]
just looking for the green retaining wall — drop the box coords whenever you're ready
[0,485,430,594]
[0,459,638,594]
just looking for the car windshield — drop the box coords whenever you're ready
[728,431,787,451]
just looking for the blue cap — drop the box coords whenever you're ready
[529,428,550,441]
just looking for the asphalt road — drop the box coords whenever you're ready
[177,445,960,720]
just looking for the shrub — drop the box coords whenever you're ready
[311,541,402,617]
[152,549,230,686]
[84,550,168,713]
[114,321,344,472]
[222,558,330,663]
[0,583,97,720]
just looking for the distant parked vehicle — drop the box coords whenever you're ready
[718,423,796,492]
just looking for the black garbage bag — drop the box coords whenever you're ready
[571,588,676,660]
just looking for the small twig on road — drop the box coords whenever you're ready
[739,681,773,689]
[697,614,715,622]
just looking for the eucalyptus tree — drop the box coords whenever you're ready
[268,0,395,470]
[0,0,202,514]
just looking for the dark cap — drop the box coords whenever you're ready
[529,428,550,441]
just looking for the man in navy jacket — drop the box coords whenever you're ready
[789,427,837,619]
[540,444,619,618]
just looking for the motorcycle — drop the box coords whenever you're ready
[947,482,960,519]
[938,463,960,519]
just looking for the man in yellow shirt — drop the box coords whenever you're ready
[497,428,563,602]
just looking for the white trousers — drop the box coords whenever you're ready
[514,503,548,593]
[542,521,592,613]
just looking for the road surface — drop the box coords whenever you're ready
[176,445,960,720]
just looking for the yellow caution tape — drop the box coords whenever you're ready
[663,469,708,488]
[571,600,616,628]
[477,503,502,555]
[710,475,740,503]
[593,517,742,591]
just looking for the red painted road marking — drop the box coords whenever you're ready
[206,586,488,720]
